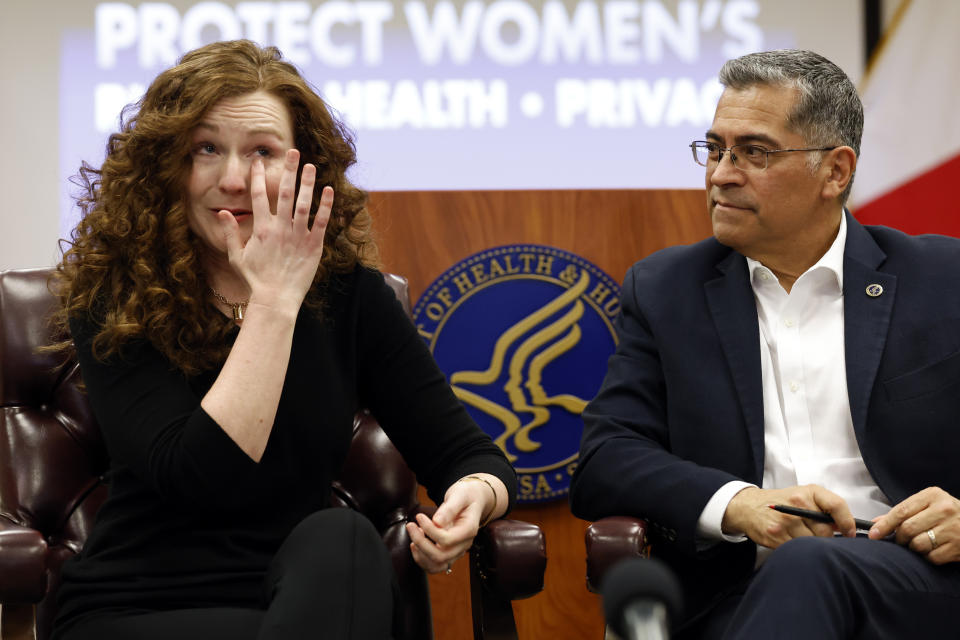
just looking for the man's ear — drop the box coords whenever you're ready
[821,146,857,201]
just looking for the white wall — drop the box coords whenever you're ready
[0,4,72,269]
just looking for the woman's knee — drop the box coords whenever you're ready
[265,508,391,598]
[260,510,395,638]
[291,508,383,549]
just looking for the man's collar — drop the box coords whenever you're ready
[745,212,846,291]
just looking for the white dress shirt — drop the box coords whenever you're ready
[696,214,891,557]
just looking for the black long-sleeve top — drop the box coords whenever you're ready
[54,266,516,630]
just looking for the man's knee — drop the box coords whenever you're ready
[760,536,853,586]
[721,538,863,639]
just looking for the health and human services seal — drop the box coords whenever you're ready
[413,245,620,504]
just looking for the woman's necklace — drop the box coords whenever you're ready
[209,287,249,322]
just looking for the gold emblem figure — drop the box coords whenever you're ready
[450,271,591,462]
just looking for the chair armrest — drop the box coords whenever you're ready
[468,519,545,640]
[585,516,649,594]
[0,517,48,602]
[471,518,545,600]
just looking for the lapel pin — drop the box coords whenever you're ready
[865,284,883,297]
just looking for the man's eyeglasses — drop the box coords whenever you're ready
[689,141,837,172]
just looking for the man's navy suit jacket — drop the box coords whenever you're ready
[571,211,960,622]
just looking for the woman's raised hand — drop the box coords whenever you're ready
[218,148,333,317]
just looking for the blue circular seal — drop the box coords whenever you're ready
[413,245,620,504]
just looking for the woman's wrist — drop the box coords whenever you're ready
[242,298,301,324]
[459,475,498,527]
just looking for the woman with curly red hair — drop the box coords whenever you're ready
[49,40,514,640]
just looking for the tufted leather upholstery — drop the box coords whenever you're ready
[0,268,545,640]
[0,268,106,640]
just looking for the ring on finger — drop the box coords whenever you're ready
[927,529,939,550]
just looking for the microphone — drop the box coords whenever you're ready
[602,557,683,640]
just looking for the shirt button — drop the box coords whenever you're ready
[760,272,770,281]
[790,381,799,393]
[784,318,794,327]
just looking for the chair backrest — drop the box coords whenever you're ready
[330,273,433,640]
[0,268,432,640]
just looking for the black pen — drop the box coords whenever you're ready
[770,504,875,531]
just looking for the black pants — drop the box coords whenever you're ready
[683,536,960,639]
[58,509,396,640]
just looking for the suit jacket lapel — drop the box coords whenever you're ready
[705,251,765,482]
[842,212,896,441]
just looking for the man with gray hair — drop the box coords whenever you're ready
[571,49,960,638]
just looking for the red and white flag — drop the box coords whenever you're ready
[852,0,960,236]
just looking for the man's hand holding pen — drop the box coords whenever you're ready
[723,485,960,565]
[722,485,858,549]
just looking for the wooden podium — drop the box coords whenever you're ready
[367,189,710,640]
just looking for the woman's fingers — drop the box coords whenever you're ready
[405,520,472,574]
[409,542,459,574]
[275,149,300,219]
[432,486,472,529]
[311,185,333,239]
[408,541,435,572]
[406,523,450,572]
[232,150,330,310]
[250,158,270,232]
[246,149,328,243]
[419,504,481,549]
[257,149,326,242]
[216,210,243,257]
[291,157,315,230]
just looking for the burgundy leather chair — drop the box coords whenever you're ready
[584,517,650,594]
[0,267,546,640]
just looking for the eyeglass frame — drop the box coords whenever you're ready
[689,140,838,171]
